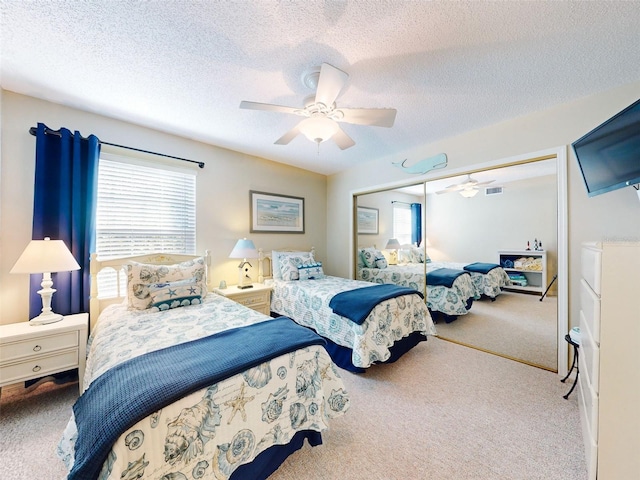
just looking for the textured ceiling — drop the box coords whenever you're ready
[2,1,640,175]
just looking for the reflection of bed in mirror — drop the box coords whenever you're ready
[59,252,349,480]
[356,247,509,322]
[260,249,437,373]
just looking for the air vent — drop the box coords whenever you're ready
[485,186,503,196]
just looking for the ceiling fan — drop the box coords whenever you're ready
[239,63,397,150]
[436,175,495,197]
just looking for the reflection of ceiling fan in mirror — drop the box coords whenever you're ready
[239,63,397,150]
[436,175,495,198]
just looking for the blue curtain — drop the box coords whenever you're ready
[30,123,100,318]
[411,202,422,247]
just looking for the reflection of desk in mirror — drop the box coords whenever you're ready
[498,250,547,295]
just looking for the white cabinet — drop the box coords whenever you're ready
[578,241,640,480]
[498,249,547,294]
[0,313,88,395]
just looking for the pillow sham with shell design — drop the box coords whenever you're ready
[297,262,325,280]
[278,251,316,281]
[126,257,207,310]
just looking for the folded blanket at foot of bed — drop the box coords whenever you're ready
[329,284,423,325]
[464,262,501,274]
[427,268,470,288]
[70,316,326,480]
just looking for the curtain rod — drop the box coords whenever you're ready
[391,201,413,205]
[29,126,205,169]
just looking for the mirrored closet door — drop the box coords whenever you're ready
[353,158,560,372]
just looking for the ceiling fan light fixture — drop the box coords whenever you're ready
[459,188,479,198]
[298,116,339,144]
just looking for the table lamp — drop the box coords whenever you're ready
[385,238,402,265]
[229,238,259,289]
[10,237,81,325]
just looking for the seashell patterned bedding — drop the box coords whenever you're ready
[57,294,349,480]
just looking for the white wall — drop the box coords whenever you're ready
[326,80,640,331]
[425,174,557,292]
[0,91,327,325]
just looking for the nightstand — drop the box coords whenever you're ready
[0,313,88,396]
[212,283,272,315]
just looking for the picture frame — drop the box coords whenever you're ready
[250,190,305,233]
[357,206,379,234]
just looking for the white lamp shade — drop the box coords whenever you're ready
[298,116,339,143]
[385,238,402,249]
[10,237,80,274]
[229,238,258,259]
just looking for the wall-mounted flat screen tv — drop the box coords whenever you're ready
[572,98,640,197]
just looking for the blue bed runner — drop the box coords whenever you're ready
[464,262,501,274]
[69,316,326,480]
[329,284,423,325]
[427,268,469,288]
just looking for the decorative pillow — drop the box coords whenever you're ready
[361,247,384,268]
[297,262,325,280]
[148,278,203,311]
[375,256,388,269]
[278,251,316,281]
[272,251,312,280]
[126,257,207,310]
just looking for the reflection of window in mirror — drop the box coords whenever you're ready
[392,203,412,245]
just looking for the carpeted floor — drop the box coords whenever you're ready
[0,337,586,480]
[435,291,558,371]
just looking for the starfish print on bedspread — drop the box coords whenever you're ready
[224,383,255,424]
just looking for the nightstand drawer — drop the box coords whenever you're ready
[0,350,79,385]
[0,331,79,363]
[236,291,270,308]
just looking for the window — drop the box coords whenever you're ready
[392,203,412,246]
[95,155,197,296]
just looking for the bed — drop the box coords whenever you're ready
[356,248,477,321]
[428,261,510,300]
[57,252,349,480]
[261,249,437,374]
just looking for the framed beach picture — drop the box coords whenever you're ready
[357,206,379,234]
[250,191,305,233]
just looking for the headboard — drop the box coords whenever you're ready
[89,251,211,331]
[258,247,316,283]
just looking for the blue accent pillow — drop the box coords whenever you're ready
[148,278,203,311]
[297,262,325,280]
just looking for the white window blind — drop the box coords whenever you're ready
[392,203,412,246]
[95,157,196,297]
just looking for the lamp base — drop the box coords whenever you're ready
[30,312,63,326]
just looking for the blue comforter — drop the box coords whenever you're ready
[329,284,423,325]
[427,268,470,288]
[464,262,501,274]
[69,316,325,480]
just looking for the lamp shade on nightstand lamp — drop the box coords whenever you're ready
[385,238,402,265]
[10,237,81,325]
[229,238,259,289]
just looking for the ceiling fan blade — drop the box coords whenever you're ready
[332,127,355,150]
[239,101,301,116]
[337,107,397,127]
[436,186,462,194]
[274,126,301,145]
[315,63,348,107]
[475,180,495,187]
